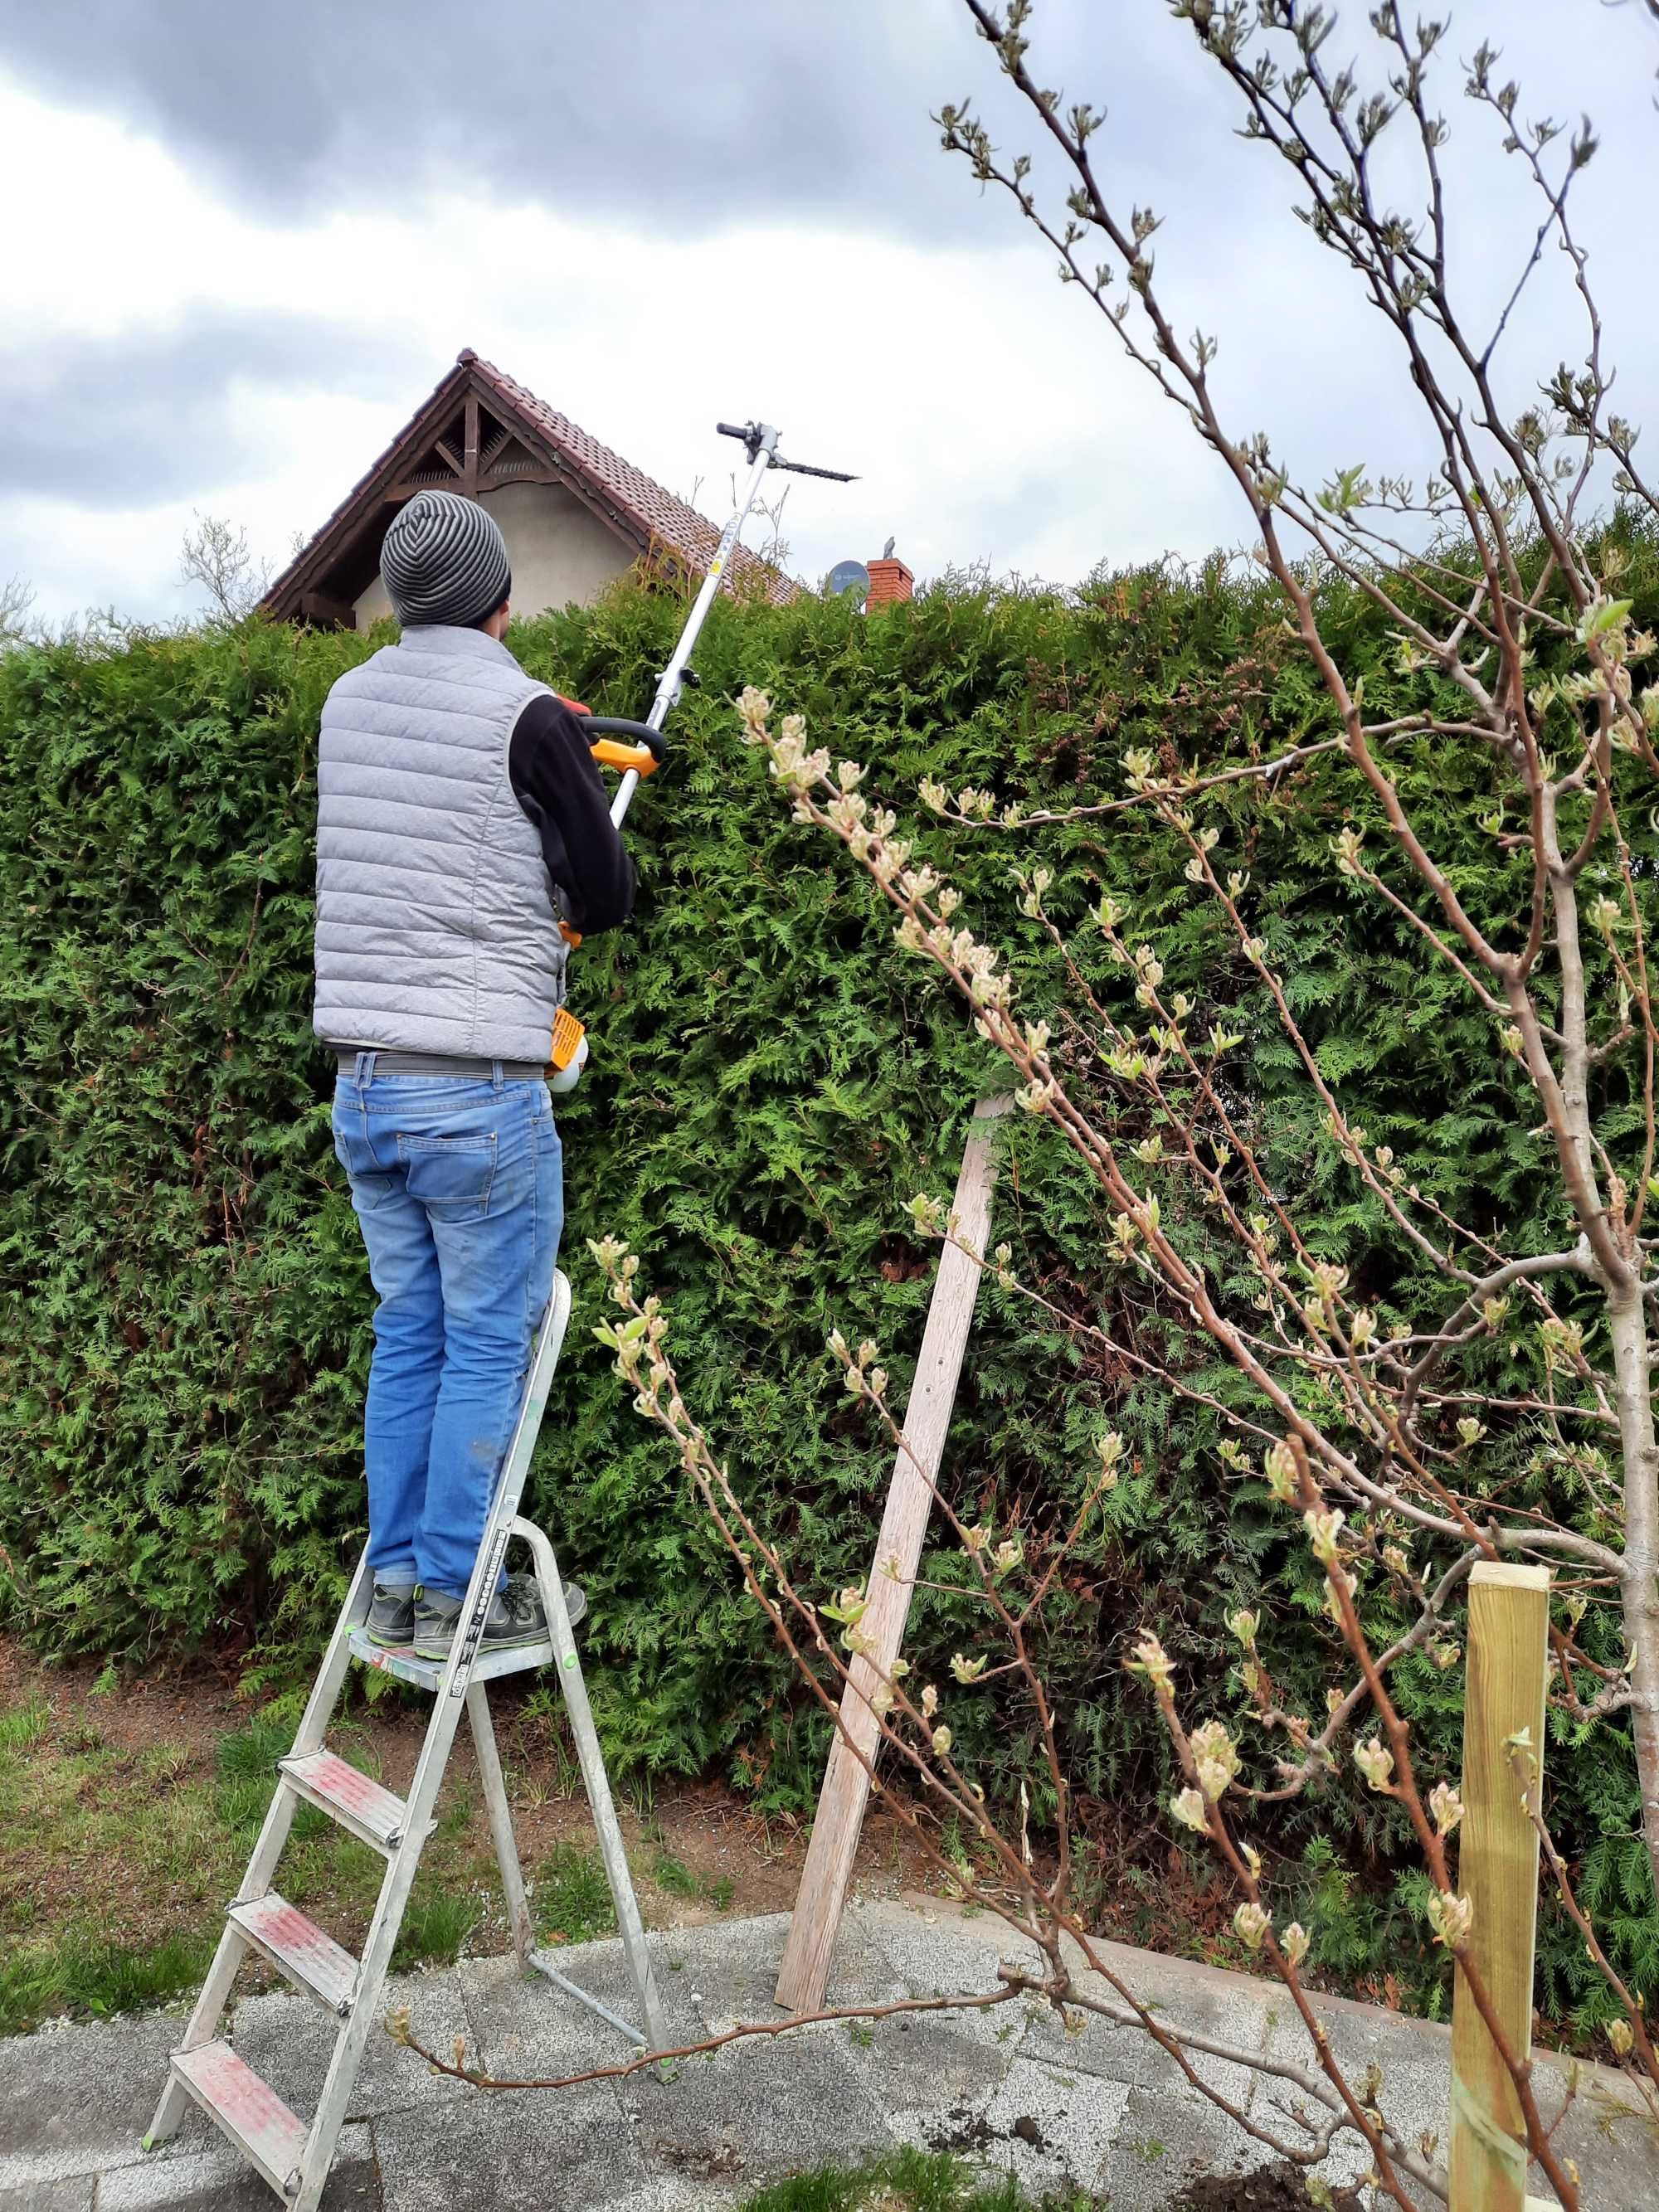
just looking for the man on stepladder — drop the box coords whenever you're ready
[314,489,634,1663]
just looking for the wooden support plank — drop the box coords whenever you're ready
[775,1097,1011,2015]
[1448,1561,1550,2212]
[477,468,565,493]
[463,395,480,494]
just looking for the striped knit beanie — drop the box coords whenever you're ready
[380,489,512,628]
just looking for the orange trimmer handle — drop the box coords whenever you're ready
[584,717,665,780]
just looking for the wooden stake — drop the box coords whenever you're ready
[774,1097,1011,2014]
[1448,1561,1550,2212]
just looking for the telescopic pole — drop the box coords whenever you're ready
[608,429,781,829]
[548,418,854,1091]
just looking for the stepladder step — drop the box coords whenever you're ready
[229,1893,358,2018]
[278,1749,407,1854]
[170,2041,307,2198]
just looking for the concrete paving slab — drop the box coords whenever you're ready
[1092,2083,1253,2211]
[1530,2054,1657,2212]
[1022,1958,1269,2110]
[232,1966,471,2121]
[462,1913,907,2090]
[373,2078,643,2212]
[846,2005,1021,2123]
[460,1947,654,2084]
[95,2122,377,2210]
[659,1911,907,2037]
[975,2054,1132,2193]
[0,2012,212,2191]
[618,2029,894,2200]
[854,1897,1047,2000]
[0,2180,94,2212]
[1258,1984,1447,2197]
[653,2174,749,2212]
[0,1901,1652,2210]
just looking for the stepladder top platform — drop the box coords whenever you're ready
[346,1626,557,1694]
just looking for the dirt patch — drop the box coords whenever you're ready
[925,2103,1047,2156]
[657,2133,747,2181]
[0,1636,245,1764]
[1174,2166,1365,2211]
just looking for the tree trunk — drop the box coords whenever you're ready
[1605,1286,1659,1898]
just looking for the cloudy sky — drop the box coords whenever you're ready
[3,0,1657,625]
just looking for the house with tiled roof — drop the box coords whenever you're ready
[262,349,795,629]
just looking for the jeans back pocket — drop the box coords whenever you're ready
[397,1130,498,1218]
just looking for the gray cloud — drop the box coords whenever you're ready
[0,311,423,507]
[1,0,1000,239]
[6,0,1657,630]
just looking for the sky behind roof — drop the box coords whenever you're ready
[2,0,1657,625]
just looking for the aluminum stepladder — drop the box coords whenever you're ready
[148,418,854,2207]
[146,1270,663,2208]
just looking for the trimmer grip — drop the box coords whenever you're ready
[584,717,664,780]
[589,739,659,777]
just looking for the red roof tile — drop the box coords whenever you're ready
[264,349,796,620]
[466,354,795,605]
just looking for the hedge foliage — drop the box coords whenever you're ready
[3,535,1656,2021]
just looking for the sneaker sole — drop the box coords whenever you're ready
[411,1627,549,1663]
[366,1625,415,1650]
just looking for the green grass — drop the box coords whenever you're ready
[0,1695,51,1753]
[734,2146,1095,2210]
[392,1884,480,1971]
[651,1847,702,1899]
[0,1665,744,2043]
[643,1825,734,1912]
[0,1930,216,2036]
[0,1678,522,2034]
[215,1715,292,1782]
[532,1841,616,1946]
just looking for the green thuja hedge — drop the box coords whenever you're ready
[2,539,1656,2020]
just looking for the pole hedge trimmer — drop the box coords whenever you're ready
[547,420,855,1092]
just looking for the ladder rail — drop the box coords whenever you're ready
[429,1272,572,1709]
[144,1773,303,2151]
[290,1677,469,2212]
[288,1548,374,1759]
[469,1683,535,1972]
[513,1513,667,2051]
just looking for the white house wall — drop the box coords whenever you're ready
[352,481,635,630]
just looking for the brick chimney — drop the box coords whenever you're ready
[866,552,913,608]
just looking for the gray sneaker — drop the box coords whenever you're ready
[412,1575,586,1663]
[366,1580,416,1648]
[509,1573,587,1634]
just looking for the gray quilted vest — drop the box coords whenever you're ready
[313,626,567,1062]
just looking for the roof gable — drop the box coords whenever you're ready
[263,349,795,621]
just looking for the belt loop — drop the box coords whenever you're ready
[492,1058,504,1093]
[355,1049,375,1096]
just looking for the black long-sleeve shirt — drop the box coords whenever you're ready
[507,695,635,936]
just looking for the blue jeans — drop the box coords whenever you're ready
[331,1056,563,1602]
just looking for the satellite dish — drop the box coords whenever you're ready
[828,558,870,606]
